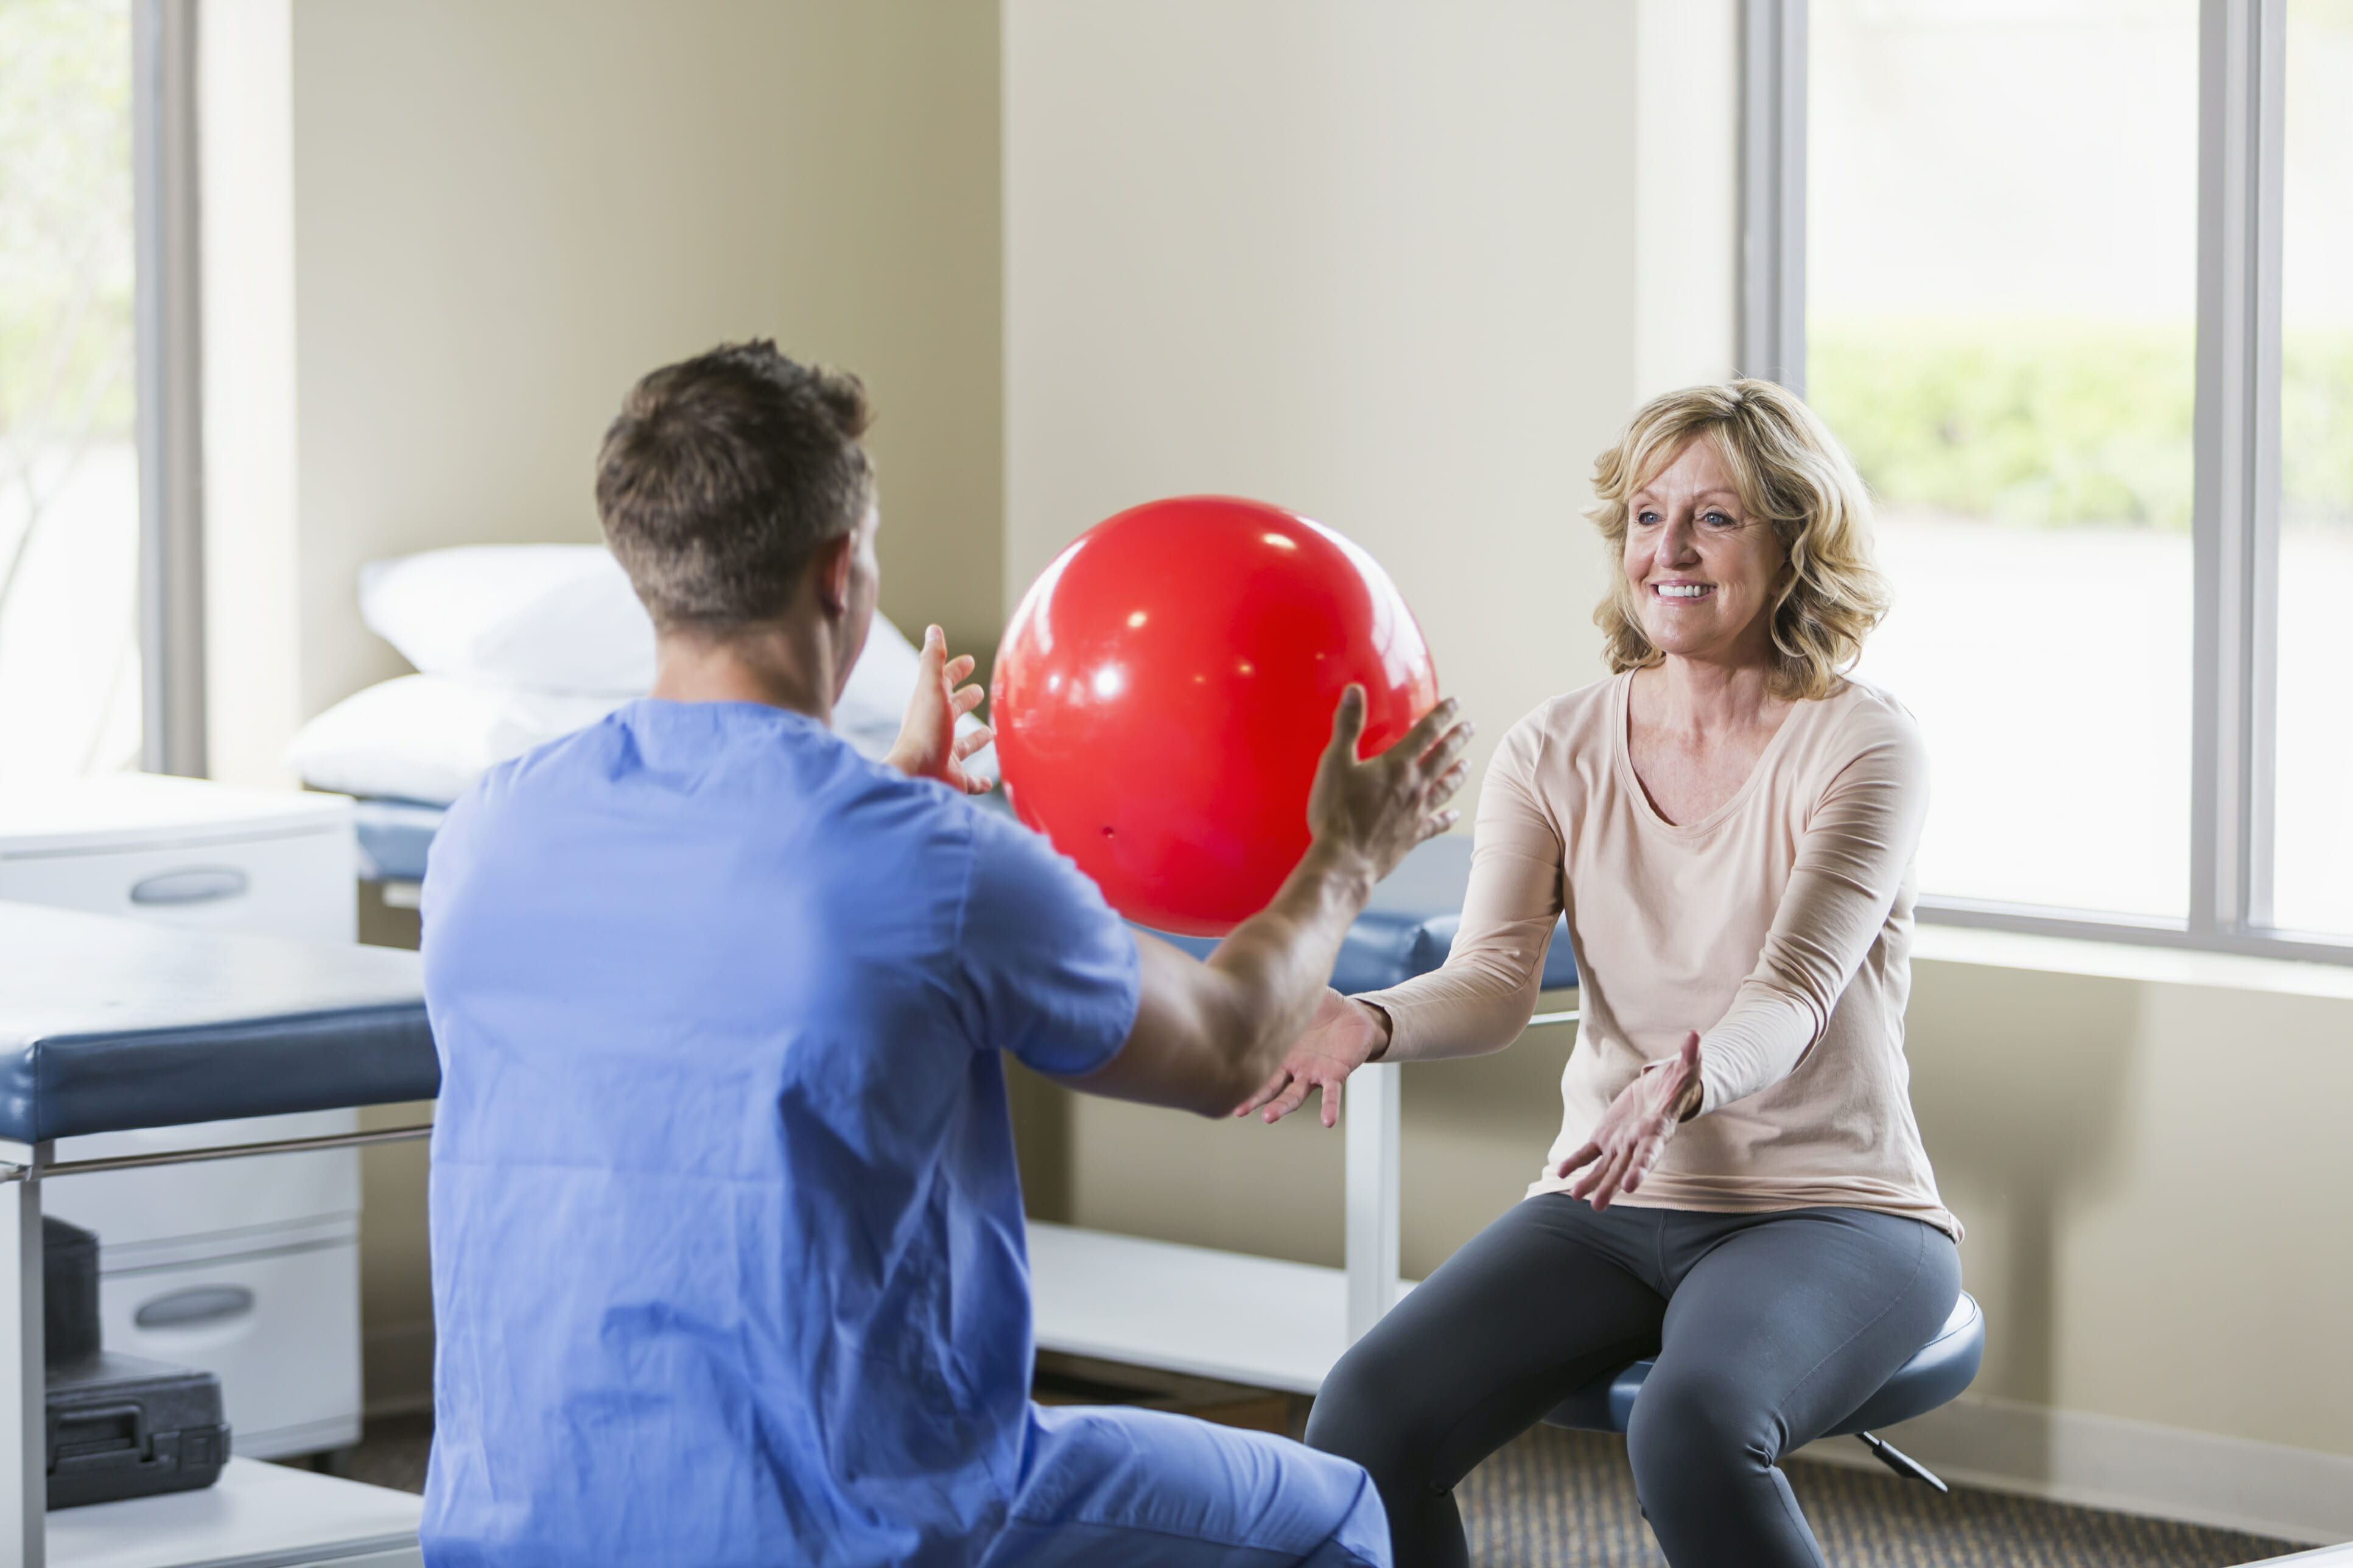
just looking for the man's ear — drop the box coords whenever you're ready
[810,531,857,617]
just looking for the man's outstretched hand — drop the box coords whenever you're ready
[1305,688,1472,887]
[886,625,995,794]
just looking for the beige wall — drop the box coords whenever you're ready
[1906,943,2353,1458]
[239,0,1004,1409]
[199,0,301,794]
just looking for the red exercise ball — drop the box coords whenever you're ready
[991,495,1440,937]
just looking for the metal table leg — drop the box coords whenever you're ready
[1,1143,50,1568]
[1343,1063,1400,1344]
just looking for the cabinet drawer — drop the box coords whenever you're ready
[47,1113,361,1250]
[100,1237,363,1460]
[0,825,356,942]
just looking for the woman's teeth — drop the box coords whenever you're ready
[1655,583,1711,598]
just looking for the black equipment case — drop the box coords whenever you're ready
[43,1217,231,1509]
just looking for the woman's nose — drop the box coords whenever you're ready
[1661,517,1702,563]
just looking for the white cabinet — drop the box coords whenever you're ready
[0,774,367,1458]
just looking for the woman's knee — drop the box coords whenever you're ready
[1303,1328,1471,1490]
[1305,1339,1417,1475]
[1624,1368,1781,1503]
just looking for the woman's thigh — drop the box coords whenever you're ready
[1305,1194,1667,1488]
[1639,1208,1963,1462]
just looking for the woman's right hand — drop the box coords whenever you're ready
[1234,988,1389,1127]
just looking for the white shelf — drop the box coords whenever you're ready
[1026,1062,1420,1396]
[47,1459,419,1568]
[1030,1222,1391,1395]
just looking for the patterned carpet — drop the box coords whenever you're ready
[331,1413,2310,1566]
[1459,1424,2305,1568]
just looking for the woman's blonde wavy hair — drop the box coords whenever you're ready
[1587,379,1888,701]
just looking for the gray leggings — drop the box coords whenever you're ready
[1303,1194,1961,1568]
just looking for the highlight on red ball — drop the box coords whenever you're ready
[989,494,1440,937]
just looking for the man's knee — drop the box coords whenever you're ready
[1004,1405,1390,1566]
[1308,1462,1393,1568]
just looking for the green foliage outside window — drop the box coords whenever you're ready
[1811,317,2353,531]
[0,0,134,453]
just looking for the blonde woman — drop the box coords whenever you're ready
[1243,381,1960,1568]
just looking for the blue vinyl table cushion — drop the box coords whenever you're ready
[354,797,447,882]
[1142,835,1579,995]
[0,901,438,1143]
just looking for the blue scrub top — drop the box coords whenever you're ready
[418,701,1141,1568]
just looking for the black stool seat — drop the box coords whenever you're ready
[1540,1291,1984,1488]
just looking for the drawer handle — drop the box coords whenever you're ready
[133,1285,254,1329]
[128,867,249,906]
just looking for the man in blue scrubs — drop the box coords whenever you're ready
[419,342,1467,1567]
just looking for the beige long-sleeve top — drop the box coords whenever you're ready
[1359,671,1958,1239]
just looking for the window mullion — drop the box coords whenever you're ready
[2245,0,2285,932]
[2190,0,2286,937]
[1739,0,1807,394]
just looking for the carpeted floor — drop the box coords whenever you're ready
[329,1413,2309,1566]
[1459,1425,2304,1567]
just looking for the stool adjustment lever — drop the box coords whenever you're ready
[1856,1430,1949,1493]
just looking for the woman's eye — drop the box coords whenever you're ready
[1635,511,1661,526]
[1702,511,1734,527]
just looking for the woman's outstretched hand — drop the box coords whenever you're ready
[1234,989,1388,1127]
[886,625,995,794]
[1556,1031,1703,1210]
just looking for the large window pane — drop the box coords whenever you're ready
[1809,0,2198,918]
[0,0,141,783]
[2269,0,2353,937]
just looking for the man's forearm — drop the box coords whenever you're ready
[1201,839,1378,1088]
[1068,688,1465,1116]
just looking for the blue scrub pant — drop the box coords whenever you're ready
[980,1404,1391,1567]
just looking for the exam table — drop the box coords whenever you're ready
[0,902,439,1568]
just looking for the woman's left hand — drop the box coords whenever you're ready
[1556,1031,1703,1210]
[885,625,995,794]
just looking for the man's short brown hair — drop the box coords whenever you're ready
[595,341,874,633]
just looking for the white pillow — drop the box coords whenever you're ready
[284,675,632,805]
[359,545,654,695]
[357,547,997,786]
[286,656,995,806]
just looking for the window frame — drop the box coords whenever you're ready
[1748,0,2349,965]
[133,0,205,778]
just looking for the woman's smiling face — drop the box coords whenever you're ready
[1622,434,1788,669]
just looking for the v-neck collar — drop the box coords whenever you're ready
[1609,670,1819,836]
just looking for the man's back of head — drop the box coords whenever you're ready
[595,340,873,635]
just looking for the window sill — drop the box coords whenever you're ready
[1912,922,2353,1002]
